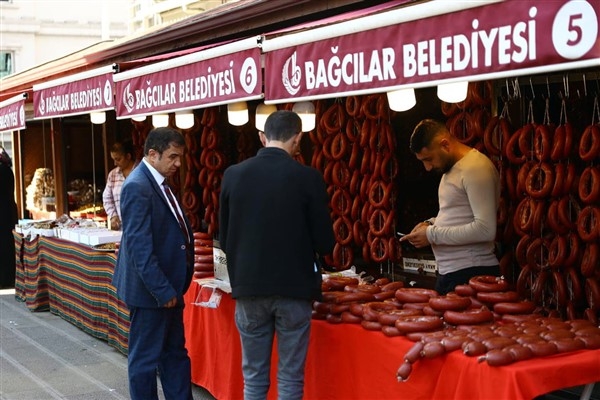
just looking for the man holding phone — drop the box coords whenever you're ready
[400,119,501,295]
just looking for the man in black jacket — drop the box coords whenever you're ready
[219,110,334,400]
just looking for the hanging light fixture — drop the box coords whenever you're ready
[152,113,169,127]
[386,88,416,112]
[131,115,147,122]
[292,101,316,132]
[175,110,195,129]
[90,111,106,124]
[255,103,278,132]
[227,101,249,126]
[437,81,469,103]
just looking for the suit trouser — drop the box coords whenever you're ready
[127,305,192,400]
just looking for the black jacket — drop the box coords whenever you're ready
[219,147,335,300]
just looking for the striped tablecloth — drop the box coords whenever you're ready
[14,232,129,355]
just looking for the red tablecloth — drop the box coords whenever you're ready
[183,284,600,400]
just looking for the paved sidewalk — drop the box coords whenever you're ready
[0,289,216,400]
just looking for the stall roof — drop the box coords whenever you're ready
[0,93,27,133]
[261,0,600,103]
[32,65,116,120]
[113,37,263,119]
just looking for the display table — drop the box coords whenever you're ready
[183,284,600,400]
[13,232,129,354]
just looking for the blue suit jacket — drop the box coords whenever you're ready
[112,162,193,308]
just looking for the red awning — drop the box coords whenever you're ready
[113,37,262,119]
[262,0,600,103]
[32,65,116,120]
[0,93,27,133]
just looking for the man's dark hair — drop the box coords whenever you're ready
[264,110,302,142]
[409,119,448,153]
[144,127,185,156]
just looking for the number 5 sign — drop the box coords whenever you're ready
[553,1,598,60]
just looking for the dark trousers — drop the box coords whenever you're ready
[435,265,501,295]
[127,306,192,400]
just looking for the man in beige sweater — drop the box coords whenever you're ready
[400,119,501,294]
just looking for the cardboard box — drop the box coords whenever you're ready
[84,230,122,246]
[402,255,438,275]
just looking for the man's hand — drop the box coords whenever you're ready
[164,297,177,308]
[399,223,430,248]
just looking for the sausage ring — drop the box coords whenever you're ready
[362,301,398,321]
[369,236,389,263]
[345,96,362,118]
[564,231,582,267]
[525,237,550,272]
[547,234,568,269]
[525,162,554,199]
[332,243,354,270]
[348,142,361,170]
[476,291,520,304]
[368,180,392,209]
[443,308,494,326]
[369,208,394,237]
[331,188,351,217]
[557,195,581,231]
[333,216,353,246]
[506,127,527,165]
[428,295,472,311]
[579,124,600,162]
[330,134,348,161]
[551,124,566,162]
[516,266,537,299]
[394,315,444,333]
[565,267,585,304]
[577,205,600,243]
[585,278,600,311]
[518,123,535,160]
[468,275,509,293]
[578,166,600,204]
[580,243,600,278]
[533,124,552,162]
[395,288,439,303]
[493,301,537,315]
[331,161,351,188]
[323,276,359,291]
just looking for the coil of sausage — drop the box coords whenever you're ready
[443,307,494,326]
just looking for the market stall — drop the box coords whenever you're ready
[13,232,129,354]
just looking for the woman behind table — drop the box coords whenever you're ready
[103,140,136,230]
[0,147,18,288]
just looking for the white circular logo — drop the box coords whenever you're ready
[239,57,258,94]
[103,79,113,106]
[38,93,46,116]
[282,52,301,96]
[552,1,598,59]
[19,104,25,126]
[123,83,135,113]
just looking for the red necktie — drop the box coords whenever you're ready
[162,181,190,243]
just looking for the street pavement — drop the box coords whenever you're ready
[0,289,216,400]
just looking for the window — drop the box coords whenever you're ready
[0,51,13,78]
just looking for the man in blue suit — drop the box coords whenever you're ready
[112,127,194,400]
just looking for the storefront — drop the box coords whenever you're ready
[6,0,600,398]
